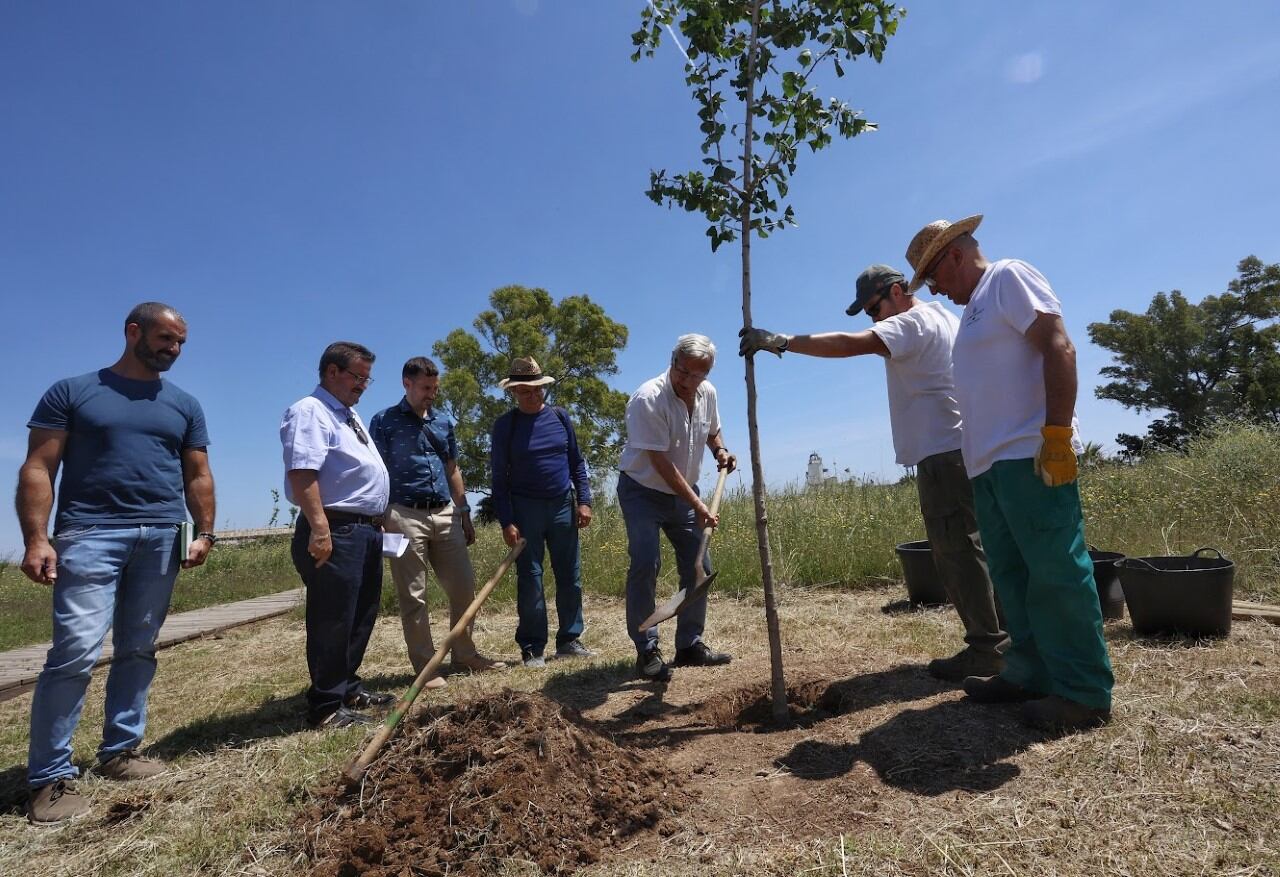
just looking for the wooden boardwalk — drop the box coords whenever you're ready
[0,589,303,703]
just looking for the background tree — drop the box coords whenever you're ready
[1088,256,1280,458]
[633,0,902,718]
[432,285,629,514]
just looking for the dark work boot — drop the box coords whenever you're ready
[1021,696,1111,733]
[636,647,672,681]
[962,674,1037,704]
[927,647,1005,682]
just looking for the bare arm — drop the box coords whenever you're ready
[646,451,718,527]
[445,459,475,545]
[16,428,66,584]
[287,469,332,566]
[181,447,216,568]
[787,330,890,358]
[1024,312,1078,427]
[705,430,737,473]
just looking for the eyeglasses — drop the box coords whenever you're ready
[344,415,370,445]
[672,362,710,382]
[343,368,374,386]
[922,247,950,291]
[865,288,893,318]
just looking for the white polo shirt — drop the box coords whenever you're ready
[868,299,964,467]
[618,370,721,493]
[951,259,1083,478]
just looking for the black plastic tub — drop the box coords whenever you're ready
[895,540,950,606]
[1118,547,1234,637]
[1088,547,1126,621]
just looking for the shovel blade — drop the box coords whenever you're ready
[636,571,719,632]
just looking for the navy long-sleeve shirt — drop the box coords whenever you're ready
[490,406,592,528]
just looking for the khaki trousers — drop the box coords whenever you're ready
[384,503,478,672]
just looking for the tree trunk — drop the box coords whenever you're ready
[740,0,788,722]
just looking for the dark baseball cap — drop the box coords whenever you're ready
[846,264,907,315]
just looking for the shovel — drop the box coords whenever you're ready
[342,537,526,786]
[637,466,728,631]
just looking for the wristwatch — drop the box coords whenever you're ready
[197,532,218,545]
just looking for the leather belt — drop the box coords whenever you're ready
[323,509,384,527]
[399,499,450,511]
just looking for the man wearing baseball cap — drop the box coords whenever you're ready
[903,214,1113,733]
[740,265,1008,682]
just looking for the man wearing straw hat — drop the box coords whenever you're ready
[739,264,1009,682]
[619,334,737,682]
[903,214,1113,733]
[371,356,506,682]
[490,356,595,667]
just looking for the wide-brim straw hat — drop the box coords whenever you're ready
[904,214,983,293]
[498,355,556,390]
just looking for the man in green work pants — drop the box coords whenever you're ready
[903,214,1113,733]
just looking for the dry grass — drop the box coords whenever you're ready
[2,582,1277,876]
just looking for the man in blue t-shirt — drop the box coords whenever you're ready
[490,356,594,667]
[17,302,216,825]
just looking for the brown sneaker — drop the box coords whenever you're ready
[451,653,507,673]
[927,648,1005,682]
[95,749,166,781]
[961,674,1038,704]
[27,779,91,825]
[1021,695,1111,733]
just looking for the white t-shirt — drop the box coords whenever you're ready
[951,259,1083,478]
[618,370,721,494]
[868,299,964,467]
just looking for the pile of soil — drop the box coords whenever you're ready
[301,690,694,876]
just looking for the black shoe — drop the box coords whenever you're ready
[311,706,376,729]
[344,690,395,710]
[521,648,546,668]
[673,642,732,667]
[636,647,672,681]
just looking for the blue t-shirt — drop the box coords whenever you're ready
[29,369,211,530]
[490,406,592,528]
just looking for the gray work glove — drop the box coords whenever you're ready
[738,327,791,358]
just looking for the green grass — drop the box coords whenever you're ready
[6,422,1279,651]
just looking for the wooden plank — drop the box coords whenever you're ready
[0,588,303,702]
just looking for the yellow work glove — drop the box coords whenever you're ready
[1034,425,1078,487]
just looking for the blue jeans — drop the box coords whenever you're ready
[291,517,383,722]
[618,473,711,654]
[511,491,584,655]
[28,524,180,788]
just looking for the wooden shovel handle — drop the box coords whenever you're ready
[693,465,730,564]
[342,538,526,785]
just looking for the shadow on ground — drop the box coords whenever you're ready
[0,763,29,815]
[148,671,418,758]
[776,697,1039,795]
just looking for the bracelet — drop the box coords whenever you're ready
[197,532,218,545]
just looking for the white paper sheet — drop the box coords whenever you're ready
[381,532,409,558]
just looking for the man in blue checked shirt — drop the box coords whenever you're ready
[370,357,505,680]
[280,341,394,730]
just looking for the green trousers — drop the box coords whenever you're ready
[971,459,1113,709]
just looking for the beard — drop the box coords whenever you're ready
[134,338,177,372]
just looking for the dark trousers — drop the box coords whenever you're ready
[291,517,383,721]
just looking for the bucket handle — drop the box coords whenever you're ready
[1189,546,1225,560]
[1117,556,1160,572]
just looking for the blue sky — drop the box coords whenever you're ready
[3,2,1278,554]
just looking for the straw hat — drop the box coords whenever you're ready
[498,355,556,390]
[904,214,983,293]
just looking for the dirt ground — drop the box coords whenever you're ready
[3,585,1278,876]
[294,587,1280,876]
